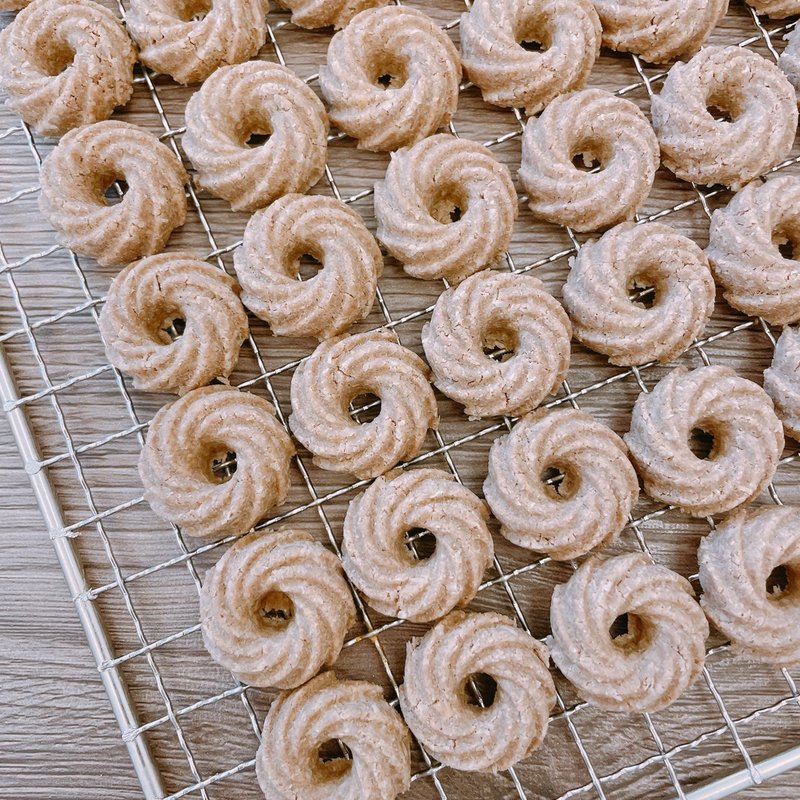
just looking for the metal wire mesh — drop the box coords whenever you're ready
[2,1,800,798]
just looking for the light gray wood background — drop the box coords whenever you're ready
[2,1,800,798]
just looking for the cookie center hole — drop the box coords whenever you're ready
[210,450,237,482]
[39,41,76,76]
[541,465,576,500]
[766,564,792,597]
[609,612,651,652]
[688,427,715,460]
[520,38,544,51]
[316,739,352,780]
[571,151,603,172]
[464,673,498,709]
[627,273,657,309]
[161,316,186,341]
[173,0,212,22]
[428,187,469,225]
[245,130,272,148]
[373,59,407,90]
[404,527,437,561]
[297,252,323,280]
[482,324,517,362]
[257,590,294,629]
[772,229,799,261]
[349,392,381,423]
[103,179,129,206]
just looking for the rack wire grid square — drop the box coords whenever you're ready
[2,1,800,798]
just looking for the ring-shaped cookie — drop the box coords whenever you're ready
[374,135,517,284]
[139,385,294,537]
[519,89,659,232]
[274,0,389,29]
[563,222,716,365]
[200,528,356,688]
[699,506,800,666]
[624,365,784,517]
[764,327,800,441]
[706,176,800,326]
[549,553,708,712]
[257,672,411,800]
[747,0,800,18]
[421,270,572,418]
[182,62,328,213]
[319,6,461,152]
[459,0,601,115]
[100,253,248,395]
[484,409,639,560]
[341,469,494,622]
[233,194,381,339]
[0,0,136,137]
[126,0,268,85]
[592,0,728,64]
[38,121,187,267]
[289,330,438,479]
[399,611,556,772]
[780,24,800,101]
[651,46,797,189]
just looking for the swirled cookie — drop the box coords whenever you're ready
[0,0,31,10]
[592,0,728,64]
[126,0,268,85]
[38,121,187,267]
[99,253,248,395]
[374,135,517,283]
[256,671,411,800]
[519,89,659,232]
[484,409,639,560]
[459,0,600,115]
[182,62,328,213]
[341,469,494,622]
[318,6,461,151]
[549,553,708,712]
[780,25,800,102]
[764,327,800,441]
[651,46,798,190]
[421,271,571,418]
[747,0,800,17]
[233,194,381,339]
[200,528,355,688]
[563,222,715,365]
[275,0,389,29]
[0,0,135,138]
[698,506,800,666]
[705,176,800,326]
[399,611,556,772]
[289,330,438,479]
[624,366,784,517]
[139,385,294,537]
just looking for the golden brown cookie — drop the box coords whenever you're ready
[0,0,135,137]
[746,0,800,17]
[139,386,294,537]
[341,469,494,622]
[38,121,187,267]
[319,6,461,151]
[549,553,708,712]
[200,528,355,688]
[399,611,556,772]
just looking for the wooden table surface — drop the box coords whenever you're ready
[3,2,800,798]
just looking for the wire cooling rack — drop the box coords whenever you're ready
[2,1,800,798]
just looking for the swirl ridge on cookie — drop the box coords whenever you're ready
[374,135,517,284]
[0,0,136,137]
[233,194,381,339]
[200,528,355,687]
[256,671,411,800]
[276,0,389,29]
[289,330,438,479]
[319,6,461,151]
[99,253,248,395]
[764,327,800,440]
[459,0,601,115]
[519,88,659,232]
[399,610,556,772]
[549,553,709,712]
[563,222,715,365]
[421,271,571,418]
[342,469,494,622]
[126,0,268,85]
[592,0,728,63]
[651,46,798,190]
[780,24,800,101]
[182,62,328,212]
[624,366,784,517]
[484,409,639,560]
[698,506,800,666]
[139,385,294,537]
[706,176,800,325]
[747,0,800,17]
